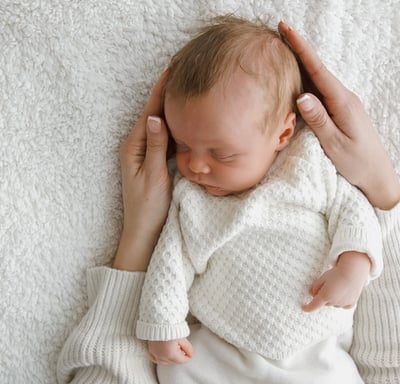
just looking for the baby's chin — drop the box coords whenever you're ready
[203,185,232,196]
[203,183,257,197]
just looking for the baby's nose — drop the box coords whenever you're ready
[188,154,211,174]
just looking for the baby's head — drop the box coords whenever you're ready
[164,16,302,196]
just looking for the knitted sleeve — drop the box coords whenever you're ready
[56,267,157,384]
[325,174,383,278]
[294,129,382,277]
[136,196,195,341]
[350,202,400,383]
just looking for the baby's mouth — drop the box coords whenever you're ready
[189,179,228,195]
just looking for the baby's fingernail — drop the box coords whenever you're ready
[297,94,314,112]
[147,116,161,133]
[303,296,312,304]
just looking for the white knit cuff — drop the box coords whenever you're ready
[57,267,151,383]
[328,225,383,279]
[136,320,190,341]
[87,266,145,308]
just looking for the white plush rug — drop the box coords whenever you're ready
[1,1,399,383]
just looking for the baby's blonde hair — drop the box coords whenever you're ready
[165,15,302,131]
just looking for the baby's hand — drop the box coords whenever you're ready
[147,338,193,365]
[302,251,371,312]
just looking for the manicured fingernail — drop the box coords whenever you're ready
[279,21,293,37]
[279,21,294,48]
[297,94,313,112]
[147,116,161,133]
[280,20,292,31]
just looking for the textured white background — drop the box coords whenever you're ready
[1,1,399,382]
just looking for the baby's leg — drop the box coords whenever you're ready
[157,325,363,384]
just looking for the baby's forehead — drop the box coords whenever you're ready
[167,96,267,141]
[167,67,268,101]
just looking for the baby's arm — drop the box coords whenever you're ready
[136,178,200,367]
[148,338,194,365]
[302,251,371,312]
[299,146,382,312]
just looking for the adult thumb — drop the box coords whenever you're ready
[296,93,336,143]
[145,116,169,169]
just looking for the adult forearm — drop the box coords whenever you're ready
[113,227,161,272]
[361,172,400,210]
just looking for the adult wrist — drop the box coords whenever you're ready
[363,172,400,210]
[113,228,155,272]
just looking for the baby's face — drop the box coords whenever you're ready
[165,70,287,196]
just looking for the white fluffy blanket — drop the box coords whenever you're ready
[1,1,399,382]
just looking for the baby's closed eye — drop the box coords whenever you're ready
[211,150,238,161]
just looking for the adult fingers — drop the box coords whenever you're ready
[144,116,169,172]
[278,21,344,102]
[120,70,168,174]
[296,93,345,149]
[279,21,360,140]
[127,70,168,149]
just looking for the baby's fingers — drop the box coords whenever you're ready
[166,348,193,365]
[179,338,194,359]
[309,276,324,297]
[302,293,327,312]
[302,278,326,312]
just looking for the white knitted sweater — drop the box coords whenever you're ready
[136,128,382,359]
[56,206,399,384]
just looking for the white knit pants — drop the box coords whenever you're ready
[157,324,363,384]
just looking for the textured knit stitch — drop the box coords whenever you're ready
[56,204,399,384]
[350,203,400,384]
[57,268,157,384]
[136,128,383,360]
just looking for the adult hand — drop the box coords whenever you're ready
[113,71,171,272]
[279,21,400,210]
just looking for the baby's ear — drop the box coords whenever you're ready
[277,112,296,150]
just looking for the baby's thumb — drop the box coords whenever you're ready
[145,116,169,168]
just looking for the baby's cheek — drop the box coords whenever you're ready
[175,154,189,176]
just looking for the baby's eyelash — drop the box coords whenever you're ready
[175,143,190,152]
[214,153,237,161]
